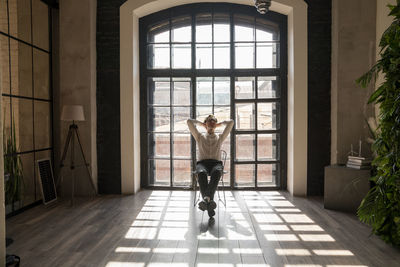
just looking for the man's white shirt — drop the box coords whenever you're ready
[187,119,234,161]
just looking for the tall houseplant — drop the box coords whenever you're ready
[356,0,400,247]
[4,114,24,206]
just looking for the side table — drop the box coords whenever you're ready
[324,165,371,213]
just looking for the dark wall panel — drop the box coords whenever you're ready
[96,0,126,194]
[96,0,332,195]
[304,0,332,195]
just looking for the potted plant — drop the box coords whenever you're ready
[4,114,24,210]
[356,1,400,247]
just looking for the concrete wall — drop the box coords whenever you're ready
[331,0,377,165]
[58,0,97,196]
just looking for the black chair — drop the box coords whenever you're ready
[193,150,228,208]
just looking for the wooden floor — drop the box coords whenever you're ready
[6,190,400,267]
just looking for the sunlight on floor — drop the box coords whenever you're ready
[106,190,368,267]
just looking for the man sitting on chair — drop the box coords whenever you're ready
[187,115,234,217]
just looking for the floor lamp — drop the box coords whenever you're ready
[58,105,97,205]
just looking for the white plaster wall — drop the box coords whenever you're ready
[59,0,97,196]
[120,0,308,196]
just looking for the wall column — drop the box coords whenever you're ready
[331,0,376,165]
[58,0,97,196]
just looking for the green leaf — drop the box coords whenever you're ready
[356,0,400,248]
[368,85,385,104]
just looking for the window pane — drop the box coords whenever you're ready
[257,134,278,160]
[196,44,212,69]
[173,107,190,132]
[236,134,255,161]
[257,164,277,186]
[234,14,254,42]
[214,106,230,127]
[235,43,254,69]
[2,97,11,137]
[214,13,230,42]
[148,77,170,105]
[12,97,33,152]
[214,43,230,69]
[0,0,8,34]
[11,39,32,97]
[18,153,35,207]
[33,49,50,99]
[214,77,230,105]
[173,134,191,159]
[173,78,191,105]
[149,133,170,158]
[257,103,279,130]
[148,44,170,69]
[256,18,280,41]
[235,77,255,99]
[235,103,255,130]
[150,159,170,186]
[220,137,231,186]
[256,43,278,68]
[149,107,170,132]
[220,159,230,186]
[173,160,191,186]
[172,44,191,69]
[196,13,212,42]
[196,106,212,130]
[172,16,191,42]
[34,100,51,149]
[196,77,212,105]
[235,164,255,187]
[0,35,10,94]
[148,20,169,43]
[9,0,32,43]
[258,76,279,98]
[32,0,49,51]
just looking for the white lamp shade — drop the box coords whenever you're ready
[61,105,85,121]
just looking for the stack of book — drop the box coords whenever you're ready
[346,156,371,169]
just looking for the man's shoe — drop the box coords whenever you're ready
[207,208,215,217]
[198,201,207,211]
[208,217,215,226]
[208,200,217,210]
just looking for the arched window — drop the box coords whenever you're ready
[140,3,287,189]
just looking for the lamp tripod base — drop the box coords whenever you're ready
[57,123,97,205]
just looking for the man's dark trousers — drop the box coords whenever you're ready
[196,159,223,200]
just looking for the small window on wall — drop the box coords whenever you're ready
[1,0,53,215]
[140,3,287,189]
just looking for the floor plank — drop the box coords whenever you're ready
[6,190,400,267]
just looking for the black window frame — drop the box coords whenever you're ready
[139,3,287,190]
[1,0,54,215]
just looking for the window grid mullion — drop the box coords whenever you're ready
[230,9,235,188]
[170,78,173,187]
[254,74,258,188]
[142,4,286,189]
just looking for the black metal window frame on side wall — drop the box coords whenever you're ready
[1,0,54,216]
[139,3,287,190]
